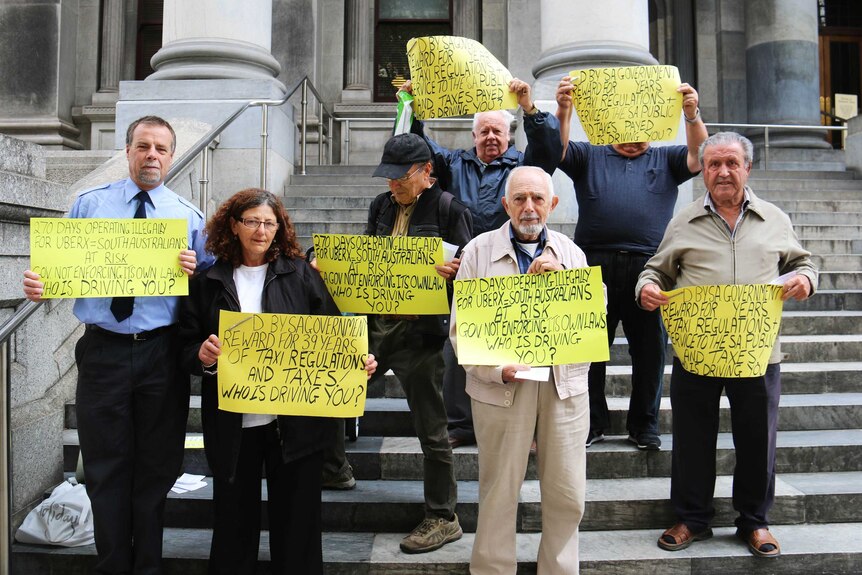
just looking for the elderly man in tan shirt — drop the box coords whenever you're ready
[637,131,817,559]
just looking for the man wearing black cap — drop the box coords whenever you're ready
[324,133,473,553]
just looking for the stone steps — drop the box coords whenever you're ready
[373,362,862,398]
[13,523,862,575]
[22,164,862,575]
[287,183,388,197]
[61,429,862,481]
[772,199,862,212]
[790,211,862,225]
[800,238,862,254]
[144,472,862,533]
[353,393,862,437]
[816,271,862,290]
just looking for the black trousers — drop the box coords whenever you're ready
[443,338,474,443]
[585,249,666,436]
[669,358,781,533]
[209,423,324,575]
[75,326,189,575]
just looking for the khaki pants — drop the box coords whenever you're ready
[471,382,588,574]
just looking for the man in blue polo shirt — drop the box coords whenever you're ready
[23,115,213,574]
[554,75,708,451]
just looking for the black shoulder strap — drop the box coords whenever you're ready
[438,192,453,242]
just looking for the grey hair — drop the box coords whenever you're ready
[472,109,515,134]
[504,165,555,199]
[698,131,754,168]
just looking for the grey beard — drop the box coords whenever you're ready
[515,221,543,236]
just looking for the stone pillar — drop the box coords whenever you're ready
[745,0,829,148]
[531,0,657,99]
[0,1,82,149]
[98,0,125,94]
[149,0,282,86]
[342,0,373,102]
[454,0,482,42]
[119,0,294,202]
[83,0,126,150]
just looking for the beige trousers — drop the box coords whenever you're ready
[470,382,588,574]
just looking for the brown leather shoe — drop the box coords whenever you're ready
[737,527,781,558]
[657,523,713,551]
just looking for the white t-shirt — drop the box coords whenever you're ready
[233,264,277,429]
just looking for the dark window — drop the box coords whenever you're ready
[819,0,862,29]
[136,0,164,80]
[374,0,452,102]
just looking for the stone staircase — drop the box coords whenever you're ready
[11,167,862,574]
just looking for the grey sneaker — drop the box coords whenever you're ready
[399,514,463,554]
[322,465,356,490]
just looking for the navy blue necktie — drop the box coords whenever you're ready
[110,191,150,322]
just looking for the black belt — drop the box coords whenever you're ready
[85,324,174,341]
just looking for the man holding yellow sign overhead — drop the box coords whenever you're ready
[637,132,817,558]
[555,70,708,452]
[399,74,561,450]
[22,116,213,575]
[453,166,592,575]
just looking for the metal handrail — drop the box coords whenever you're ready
[703,122,847,170]
[334,116,474,165]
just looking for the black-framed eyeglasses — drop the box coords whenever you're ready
[238,218,279,232]
[390,165,423,183]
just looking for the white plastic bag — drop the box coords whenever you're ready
[15,479,95,547]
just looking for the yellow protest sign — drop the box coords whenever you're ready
[406,35,519,119]
[453,267,609,366]
[29,217,189,298]
[570,65,682,145]
[217,310,369,418]
[313,233,449,315]
[660,284,784,378]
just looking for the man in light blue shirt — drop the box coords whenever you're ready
[23,115,213,575]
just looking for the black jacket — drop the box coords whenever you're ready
[365,182,473,337]
[179,255,339,483]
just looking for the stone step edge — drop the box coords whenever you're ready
[62,427,862,452]
[11,523,862,570]
[362,392,862,411]
[154,471,860,507]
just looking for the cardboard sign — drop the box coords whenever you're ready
[571,65,682,145]
[406,35,519,119]
[313,233,449,315]
[453,267,609,366]
[661,284,784,378]
[30,217,189,298]
[217,310,369,417]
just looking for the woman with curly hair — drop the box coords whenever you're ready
[179,188,376,574]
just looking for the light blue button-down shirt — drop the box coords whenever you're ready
[69,178,214,333]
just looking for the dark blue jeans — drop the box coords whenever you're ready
[584,249,666,436]
[669,359,781,533]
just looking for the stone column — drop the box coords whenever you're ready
[0,1,82,148]
[83,0,126,149]
[149,0,282,85]
[98,0,125,94]
[342,0,373,102]
[454,0,481,42]
[746,0,828,148]
[531,0,656,99]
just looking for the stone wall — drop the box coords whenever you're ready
[0,134,78,526]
